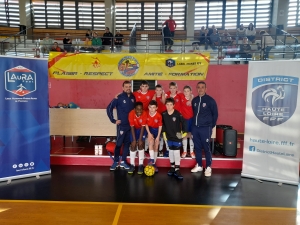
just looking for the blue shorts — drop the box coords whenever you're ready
[167,140,182,150]
[148,127,159,139]
[185,118,193,132]
[130,127,147,142]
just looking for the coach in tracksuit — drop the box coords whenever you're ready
[107,80,135,171]
[191,81,218,177]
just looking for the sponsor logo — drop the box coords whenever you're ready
[91,57,101,68]
[118,56,139,77]
[252,76,298,126]
[166,59,175,68]
[5,66,36,96]
[249,146,256,152]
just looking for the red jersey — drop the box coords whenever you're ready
[147,112,163,128]
[133,90,155,110]
[166,91,181,112]
[155,95,167,114]
[163,19,176,32]
[128,110,147,129]
[180,93,193,119]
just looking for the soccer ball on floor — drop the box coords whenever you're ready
[144,165,155,177]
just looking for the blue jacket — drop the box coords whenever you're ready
[192,94,218,128]
[106,92,135,129]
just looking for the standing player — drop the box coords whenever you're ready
[133,80,155,111]
[166,82,182,112]
[106,81,135,171]
[145,100,162,172]
[180,85,195,159]
[162,98,187,180]
[191,81,218,177]
[152,84,167,157]
[128,102,148,175]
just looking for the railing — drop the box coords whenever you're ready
[1,32,300,64]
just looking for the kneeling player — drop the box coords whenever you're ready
[145,100,162,172]
[128,102,148,174]
[162,98,187,180]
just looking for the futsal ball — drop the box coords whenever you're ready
[144,165,155,177]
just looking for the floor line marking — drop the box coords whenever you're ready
[0,200,296,211]
[112,204,122,225]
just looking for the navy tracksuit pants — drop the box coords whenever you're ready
[191,126,212,168]
[114,125,130,162]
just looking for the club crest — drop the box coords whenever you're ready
[172,117,176,122]
[120,130,123,135]
[251,75,298,126]
[203,103,206,107]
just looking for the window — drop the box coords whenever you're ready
[47,1,61,28]
[128,3,142,29]
[288,0,300,27]
[63,1,76,29]
[208,1,223,28]
[78,2,92,29]
[0,0,20,27]
[144,2,156,30]
[225,0,238,29]
[93,2,105,30]
[173,2,186,30]
[194,1,208,29]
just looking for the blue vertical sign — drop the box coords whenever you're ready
[0,56,50,182]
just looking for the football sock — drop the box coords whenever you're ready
[138,149,145,165]
[149,150,154,160]
[174,150,181,166]
[154,151,158,162]
[171,162,175,168]
[182,139,188,152]
[169,150,174,164]
[189,138,194,152]
[175,165,180,171]
[145,138,149,151]
[130,151,136,166]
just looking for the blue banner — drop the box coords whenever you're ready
[0,56,50,181]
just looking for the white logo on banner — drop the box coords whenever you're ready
[262,86,285,105]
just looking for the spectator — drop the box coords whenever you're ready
[80,37,93,52]
[162,23,171,51]
[92,32,102,53]
[114,30,124,52]
[221,29,233,46]
[239,37,252,64]
[63,33,74,52]
[50,42,62,52]
[259,30,275,60]
[86,29,93,40]
[236,24,246,41]
[191,26,206,51]
[199,26,205,37]
[210,28,220,50]
[41,33,53,54]
[246,23,256,43]
[163,15,177,51]
[208,25,216,36]
[102,27,113,47]
[200,29,211,50]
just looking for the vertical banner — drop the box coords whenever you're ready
[242,61,300,185]
[0,56,50,182]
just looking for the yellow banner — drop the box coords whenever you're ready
[48,52,210,80]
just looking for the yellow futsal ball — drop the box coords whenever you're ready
[144,165,155,177]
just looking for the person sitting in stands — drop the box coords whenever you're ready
[239,37,252,63]
[210,28,220,50]
[208,25,216,36]
[41,33,53,54]
[63,33,74,52]
[86,29,93,40]
[246,23,256,43]
[102,27,113,47]
[92,32,102,53]
[221,29,233,46]
[114,30,124,52]
[51,42,62,52]
[236,24,246,42]
[80,37,93,52]
[191,26,205,51]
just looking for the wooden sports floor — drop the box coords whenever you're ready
[0,166,298,225]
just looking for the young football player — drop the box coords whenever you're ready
[133,80,155,111]
[128,102,148,175]
[145,100,162,172]
[162,98,187,180]
[166,82,182,112]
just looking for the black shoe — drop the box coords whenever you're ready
[174,170,183,180]
[167,167,175,176]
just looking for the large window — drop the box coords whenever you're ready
[116,2,186,31]
[32,0,105,30]
[0,0,20,27]
[288,0,300,27]
[194,0,272,29]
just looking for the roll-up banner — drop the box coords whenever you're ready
[0,56,50,182]
[242,60,300,185]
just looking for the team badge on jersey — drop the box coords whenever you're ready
[123,100,126,103]
[120,131,124,135]
[146,96,150,99]
[154,119,158,123]
[172,117,176,121]
[139,119,142,123]
[131,99,134,102]
[203,103,206,107]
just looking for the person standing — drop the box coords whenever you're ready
[102,27,114,47]
[107,81,135,171]
[114,30,124,52]
[163,15,176,51]
[191,81,218,177]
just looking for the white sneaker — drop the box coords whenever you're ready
[191,164,203,173]
[204,167,212,177]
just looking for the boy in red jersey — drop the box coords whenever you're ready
[166,82,182,112]
[180,85,195,158]
[145,100,162,172]
[128,102,148,175]
[133,80,155,111]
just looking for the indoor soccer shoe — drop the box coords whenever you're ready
[120,162,130,170]
[205,167,212,177]
[167,167,175,176]
[174,170,183,180]
[128,165,135,174]
[191,163,203,173]
[138,165,144,175]
[153,164,159,173]
[110,162,119,171]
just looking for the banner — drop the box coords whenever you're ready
[48,52,210,80]
[242,61,300,185]
[0,56,50,182]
